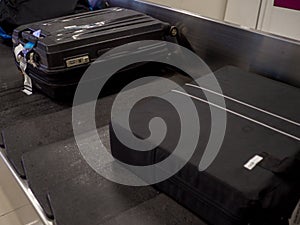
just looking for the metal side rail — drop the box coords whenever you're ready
[0,147,53,225]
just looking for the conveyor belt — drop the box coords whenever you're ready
[102,194,206,225]
[2,96,111,178]
[22,126,160,224]
[22,126,110,218]
[0,41,23,92]
[2,72,191,178]
[48,170,158,225]
[0,43,71,128]
[0,89,69,130]
[0,40,206,225]
[182,66,300,136]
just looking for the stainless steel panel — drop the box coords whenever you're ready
[110,0,300,88]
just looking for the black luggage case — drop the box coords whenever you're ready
[110,66,300,225]
[12,7,175,98]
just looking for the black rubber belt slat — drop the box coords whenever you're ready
[1,92,115,178]
[0,42,23,92]
[0,90,70,177]
[0,88,69,130]
[22,126,159,221]
[21,125,112,218]
[2,105,73,178]
[102,194,207,225]
[47,171,159,225]
[2,72,190,178]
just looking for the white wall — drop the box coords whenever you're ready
[224,0,300,40]
[145,0,182,9]
[224,0,261,29]
[259,0,300,41]
[181,0,227,20]
[145,0,227,20]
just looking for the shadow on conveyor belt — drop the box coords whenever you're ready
[0,45,207,224]
[0,41,23,92]
[0,39,191,178]
[1,63,192,177]
[0,42,71,130]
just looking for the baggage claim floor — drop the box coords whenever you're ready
[0,158,41,225]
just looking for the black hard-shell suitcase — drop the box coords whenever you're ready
[12,7,175,98]
[110,66,300,225]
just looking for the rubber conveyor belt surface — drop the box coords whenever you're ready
[0,48,203,224]
[0,41,23,92]
[1,70,191,177]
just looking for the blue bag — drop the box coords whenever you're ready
[0,26,11,39]
[88,0,108,10]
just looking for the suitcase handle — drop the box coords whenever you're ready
[19,29,39,45]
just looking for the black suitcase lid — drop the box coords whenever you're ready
[12,7,170,71]
[13,7,169,51]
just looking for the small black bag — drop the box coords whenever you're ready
[0,0,90,34]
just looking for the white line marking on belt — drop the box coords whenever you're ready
[186,84,300,127]
[172,90,300,142]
